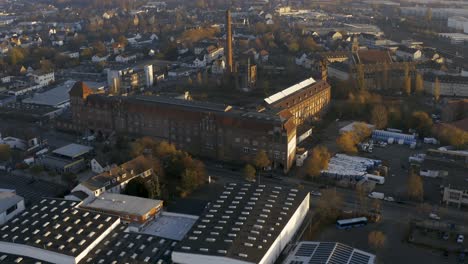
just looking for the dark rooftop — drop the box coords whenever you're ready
[173,183,309,263]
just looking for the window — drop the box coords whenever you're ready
[6,204,17,215]
[243,147,250,153]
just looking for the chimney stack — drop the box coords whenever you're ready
[226,9,234,74]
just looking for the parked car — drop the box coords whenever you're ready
[384,196,395,202]
[429,213,441,220]
[310,191,322,197]
[443,232,449,240]
[457,235,464,244]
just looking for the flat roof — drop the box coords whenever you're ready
[23,80,105,107]
[78,224,177,264]
[140,213,198,241]
[173,183,309,263]
[0,253,53,264]
[0,198,120,257]
[0,191,23,213]
[283,241,376,264]
[264,78,316,105]
[84,193,163,217]
[132,95,232,113]
[52,143,93,159]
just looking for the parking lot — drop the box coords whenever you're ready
[308,219,462,263]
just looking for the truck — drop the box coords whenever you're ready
[368,192,385,200]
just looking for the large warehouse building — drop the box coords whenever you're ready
[172,183,310,264]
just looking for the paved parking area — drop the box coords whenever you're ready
[308,219,461,264]
[0,172,66,205]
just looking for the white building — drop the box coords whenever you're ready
[424,75,468,97]
[71,155,154,203]
[144,64,154,88]
[29,71,55,87]
[172,183,310,264]
[0,190,25,225]
[448,16,468,33]
[91,54,109,63]
[115,54,137,63]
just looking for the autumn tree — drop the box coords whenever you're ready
[243,164,256,182]
[253,150,270,170]
[316,189,344,220]
[336,132,358,154]
[433,124,468,149]
[407,172,424,201]
[353,122,372,141]
[302,36,319,52]
[368,231,386,250]
[371,105,388,129]
[0,144,11,161]
[305,145,331,177]
[404,75,411,96]
[434,77,441,102]
[409,111,433,137]
[415,73,424,95]
[287,41,300,53]
[8,47,26,65]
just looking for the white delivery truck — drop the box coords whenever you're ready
[368,192,385,200]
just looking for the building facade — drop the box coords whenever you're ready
[264,78,331,125]
[69,83,297,172]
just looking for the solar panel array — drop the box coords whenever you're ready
[283,242,376,264]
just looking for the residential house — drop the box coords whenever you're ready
[92,54,109,63]
[70,155,154,203]
[395,45,422,61]
[115,54,137,63]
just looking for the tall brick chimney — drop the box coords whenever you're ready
[226,9,234,74]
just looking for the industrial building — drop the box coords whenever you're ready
[0,198,176,264]
[283,241,376,264]
[372,129,417,146]
[0,189,24,225]
[67,83,298,172]
[40,143,93,174]
[264,77,331,125]
[172,183,310,264]
[81,193,163,225]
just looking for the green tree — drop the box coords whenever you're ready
[306,145,330,177]
[243,164,256,182]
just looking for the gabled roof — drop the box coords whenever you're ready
[69,81,93,99]
[354,50,393,64]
